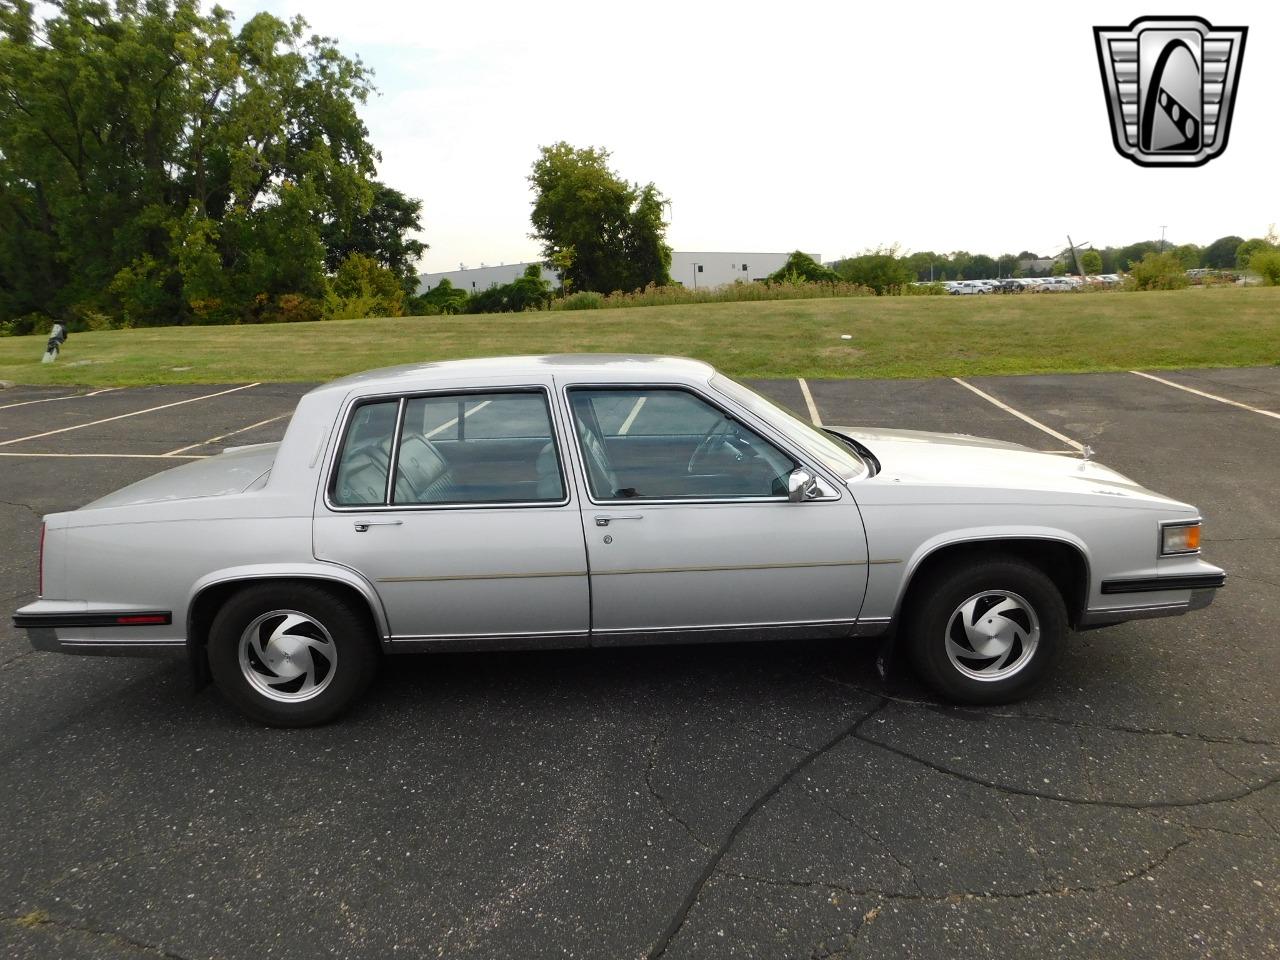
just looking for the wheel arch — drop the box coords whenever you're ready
[185,564,390,685]
[893,533,1092,628]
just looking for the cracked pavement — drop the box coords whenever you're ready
[1,370,1278,959]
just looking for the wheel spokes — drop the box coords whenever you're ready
[944,590,1040,682]
[239,609,338,702]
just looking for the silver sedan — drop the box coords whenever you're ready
[13,356,1225,725]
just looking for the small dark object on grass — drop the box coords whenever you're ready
[42,321,69,363]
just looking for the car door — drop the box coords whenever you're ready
[313,385,590,647]
[562,384,868,644]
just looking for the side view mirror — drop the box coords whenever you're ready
[787,468,820,502]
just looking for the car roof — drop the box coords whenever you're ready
[311,354,717,397]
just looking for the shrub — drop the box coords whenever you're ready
[325,253,405,319]
[1127,252,1190,290]
[1249,249,1280,286]
[832,247,915,294]
[408,277,469,316]
[901,282,947,296]
[767,251,840,283]
[549,279,873,311]
[557,291,606,310]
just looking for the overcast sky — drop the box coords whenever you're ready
[221,1,1278,272]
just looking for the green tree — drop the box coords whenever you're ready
[529,143,671,294]
[1116,242,1161,271]
[767,251,840,284]
[1080,250,1103,274]
[0,0,420,329]
[1202,235,1245,269]
[1234,238,1275,270]
[1171,244,1202,269]
[832,247,913,293]
[323,182,427,292]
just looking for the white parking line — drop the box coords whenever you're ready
[951,378,1085,452]
[797,378,823,427]
[163,413,291,456]
[0,452,208,460]
[1130,370,1280,421]
[0,383,260,447]
[425,398,492,439]
[618,396,647,434]
[0,387,118,411]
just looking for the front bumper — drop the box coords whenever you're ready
[1078,566,1226,630]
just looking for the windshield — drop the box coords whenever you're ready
[710,374,868,480]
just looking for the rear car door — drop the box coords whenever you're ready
[563,385,868,644]
[314,385,590,646]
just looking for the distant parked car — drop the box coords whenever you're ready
[1038,277,1077,292]
[13,356,1225,725]
[948,280,987,295]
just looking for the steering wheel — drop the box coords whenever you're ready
[687,419,745,474]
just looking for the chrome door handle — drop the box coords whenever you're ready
[594,515,643,526]
[354,519,403,532]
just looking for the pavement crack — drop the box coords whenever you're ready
[644,721,714,851]
[853,729,1280,810]
[801,783,925,895]
[646,698,890,960]
[718,837,1190,905]
[1,910,199,958]
[0,497,41,521]
[818,676,1280,747]
[0,650,35,671]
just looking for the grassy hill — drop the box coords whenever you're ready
[1,286,1277,387]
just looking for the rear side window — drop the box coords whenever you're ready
[332,401,399,505]
[331,391,565,507]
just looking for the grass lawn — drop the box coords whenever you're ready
[1,286,1277,387]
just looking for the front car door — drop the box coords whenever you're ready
[314,383,590,648]
[562,383,868,644]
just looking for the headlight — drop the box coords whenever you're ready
[1160,521,1201,555]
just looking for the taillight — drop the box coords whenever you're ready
[38,523,45,597]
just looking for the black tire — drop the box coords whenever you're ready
[903,556,1065,705]
[208,582,378,726]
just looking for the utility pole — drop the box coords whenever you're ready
[1066,234,1087,278]
[1159,225,1167,252]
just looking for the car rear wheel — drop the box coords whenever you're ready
[904,557,1065,704]
[208,583,378,726]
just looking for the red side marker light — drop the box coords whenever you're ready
[115,614,168,625]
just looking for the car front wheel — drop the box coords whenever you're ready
[208,582,378,726]
[904,557,1065,704]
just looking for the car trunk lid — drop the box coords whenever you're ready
[82,443,280,508]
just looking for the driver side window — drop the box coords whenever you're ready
[567,388,795,501]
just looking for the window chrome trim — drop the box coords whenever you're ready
[323,384,572,514]
[559,382,844,507]
[384,397,407,505]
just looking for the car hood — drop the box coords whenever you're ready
[830,426,1179,504]
[83,442,280,509]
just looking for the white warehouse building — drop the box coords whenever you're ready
[417,251,812,294]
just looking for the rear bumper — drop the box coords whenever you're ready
[13,600,184,657]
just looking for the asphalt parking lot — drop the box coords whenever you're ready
[1,367,1277,959]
